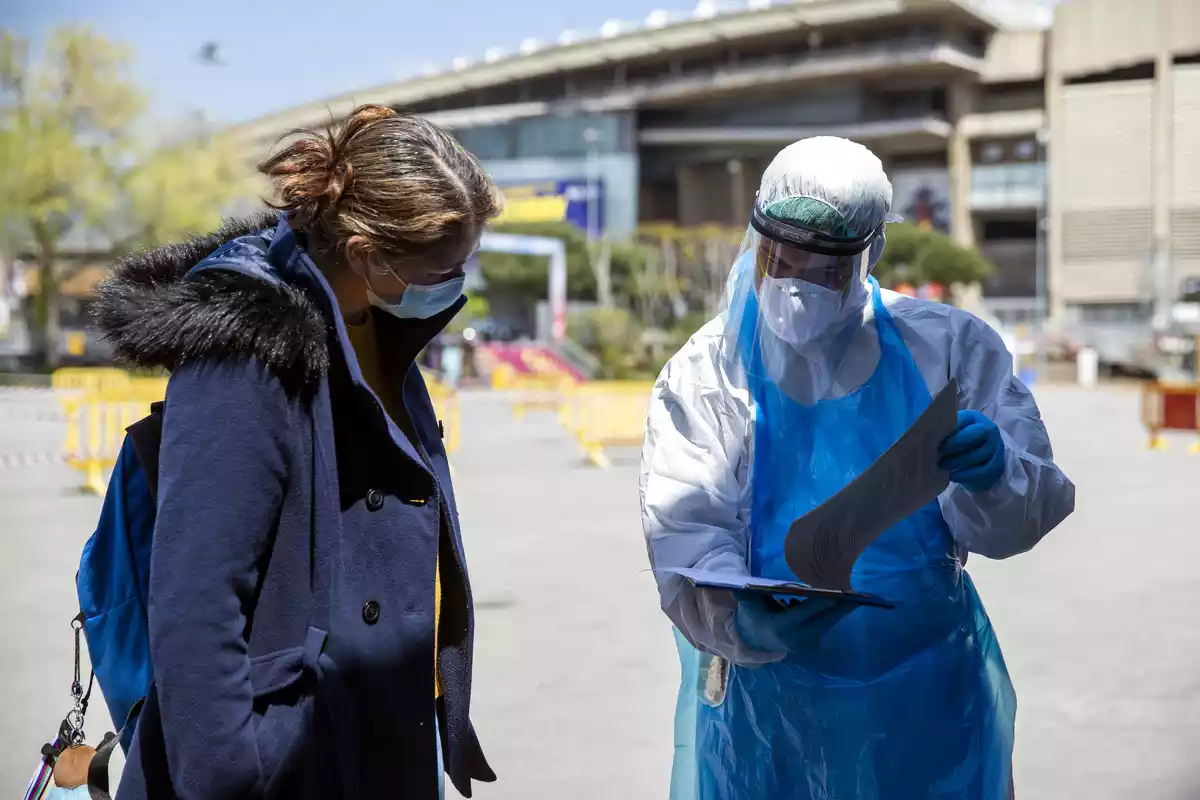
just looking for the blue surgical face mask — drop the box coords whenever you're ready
[367,275,465,320]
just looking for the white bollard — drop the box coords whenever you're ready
[1077,347,1099,388]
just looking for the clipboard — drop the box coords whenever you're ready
[655,567,895,609]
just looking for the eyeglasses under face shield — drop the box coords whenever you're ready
[749,203,884,291]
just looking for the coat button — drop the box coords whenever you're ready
[362,600,381,625]
[365,488,384,511]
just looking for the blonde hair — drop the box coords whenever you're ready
[259,104,503,263]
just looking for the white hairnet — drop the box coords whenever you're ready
[757,137,895,240]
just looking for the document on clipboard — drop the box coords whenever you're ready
[783,379,959,592]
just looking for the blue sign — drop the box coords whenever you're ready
[497,179,605,235]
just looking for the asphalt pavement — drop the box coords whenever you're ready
[1,384,1198,798]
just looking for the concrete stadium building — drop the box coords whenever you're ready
[228,0,1200,336]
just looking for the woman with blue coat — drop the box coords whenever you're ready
[92,105,502,799]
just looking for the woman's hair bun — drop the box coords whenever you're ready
[260,106,400,228]
[259,104,501,261]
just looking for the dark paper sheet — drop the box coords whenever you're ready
[783,379,959,592]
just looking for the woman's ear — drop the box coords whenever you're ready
[343,235,371,278]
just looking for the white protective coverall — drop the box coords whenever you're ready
[640,136,1076,668]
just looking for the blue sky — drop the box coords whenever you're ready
[7,0,670,126]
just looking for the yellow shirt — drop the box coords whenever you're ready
[346,312,443,698]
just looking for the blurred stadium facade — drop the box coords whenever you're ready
[3,0,1200,370]
[225,0,1200,339]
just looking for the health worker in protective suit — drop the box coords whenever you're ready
[640,137,1075,800]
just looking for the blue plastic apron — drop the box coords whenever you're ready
[671,627,702,799]
[673,279,1016,800]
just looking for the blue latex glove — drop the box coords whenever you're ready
[939,409,1006,492]
[734,593,854,660]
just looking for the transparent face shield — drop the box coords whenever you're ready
[718,204,889,399]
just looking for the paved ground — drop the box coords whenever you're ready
[1,384,1198,798]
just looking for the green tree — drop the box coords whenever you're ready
[0,27,142,367]
[473,221,658,336]
[119,126,258,251]
[475,221,658,304]
[873,222,993,292]
[0,27,254,368]
[474,221,594,300]
[567,306,648,380]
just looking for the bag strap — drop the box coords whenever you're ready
[306,382,335,632]
[86,698,145,800]
[126,402,164,501]
[71,403,159,798]
[23,728,68,800]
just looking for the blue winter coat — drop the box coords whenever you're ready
[91,213,494,799]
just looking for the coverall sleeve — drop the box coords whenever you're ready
[939,315,1075,559]
[640,348,778,666]
[150,358,297,798]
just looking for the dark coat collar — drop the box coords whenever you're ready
[264,216,465,391]
[91,213,462,395]
[265,218,465,472]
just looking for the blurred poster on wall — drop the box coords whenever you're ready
[496,179,605,234]
[890,168,951,233]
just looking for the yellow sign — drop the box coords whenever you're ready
[495,194,569,225]
[65,331,87,356]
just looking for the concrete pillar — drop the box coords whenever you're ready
[947,80,976,249]
[676,165,704,227]
[745,157,766,211]
[1045,36,1067,325]
[1152,49,1175,319]
[726,159,755,227]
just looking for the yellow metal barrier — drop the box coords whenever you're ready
[490,363,517,390]
[129,377,170,395]
[562,381,654,467]
[420,369,461,455]
[52,369,169,416]
[489,363,578,418]
[491,362,579,392]
[425,380,461,455]
[59,371,456,492]
[52,368,133,394]
[52,367,129,392]
[557,380,646,437]
[63,382,168,494]
[511,374,576,420]
[493,363,574,392]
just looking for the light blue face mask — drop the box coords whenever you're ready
[367,275,465,320]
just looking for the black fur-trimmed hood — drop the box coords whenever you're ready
[91,212,330,391]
